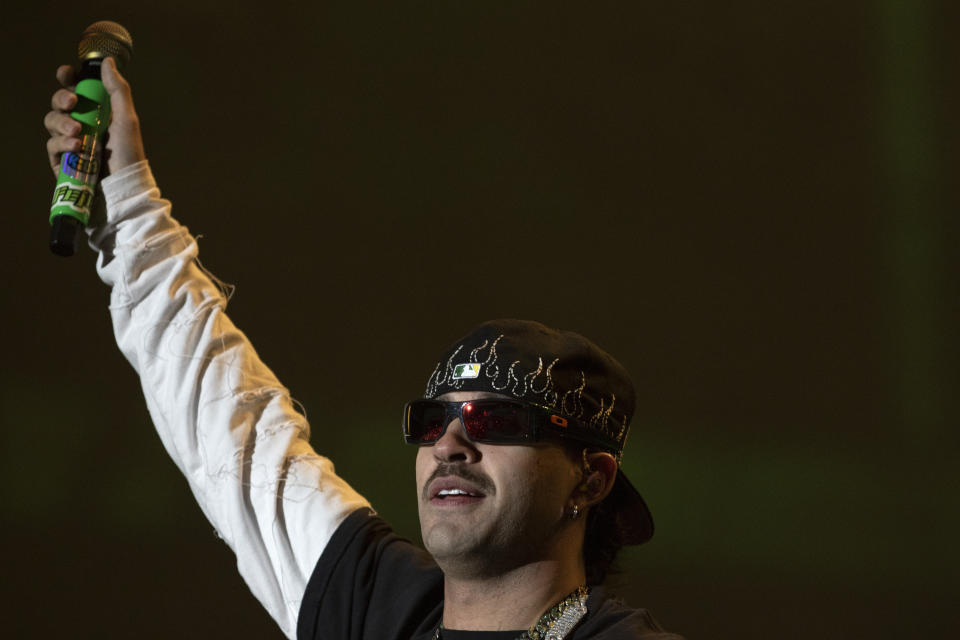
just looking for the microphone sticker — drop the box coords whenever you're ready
[61,147,100,180]
[51,181,95,214]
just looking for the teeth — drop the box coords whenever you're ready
[437,489,473,497]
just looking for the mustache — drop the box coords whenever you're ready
[422,462,496,501]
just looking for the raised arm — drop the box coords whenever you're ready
[45,58,370,638]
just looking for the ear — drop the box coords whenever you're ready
[573,451,618,509]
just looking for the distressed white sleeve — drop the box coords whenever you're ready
[90,160,371,639]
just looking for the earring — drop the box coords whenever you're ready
[570,504,581,519]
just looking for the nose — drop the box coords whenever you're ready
[432,418,481,464]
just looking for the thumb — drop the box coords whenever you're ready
[99,56,146,174]
[100,57,134,116]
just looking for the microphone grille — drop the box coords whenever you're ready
[78,21,133,69]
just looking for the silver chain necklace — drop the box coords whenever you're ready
[433,586,589,640]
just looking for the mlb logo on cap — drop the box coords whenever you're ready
[452,363,481,379]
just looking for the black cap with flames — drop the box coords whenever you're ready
[423,319,654,545]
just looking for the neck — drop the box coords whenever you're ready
[441,559,586,631]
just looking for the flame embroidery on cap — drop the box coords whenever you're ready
[588,394,616,433]
[522,357,542,395]
[480,335,504,386]
[489,359,516,391]
[424,362,441,397]
[425,336,503,398]
[538,359,560,408]
[561,372,586,419]
[467,339,489,363]
[521,357,547,399]
[615,414,628,447]
[424,345,464,396]
[424,334,628,449]
[444,346,466,390]
[509,361,530,395]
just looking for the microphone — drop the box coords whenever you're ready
[49,21,133,257]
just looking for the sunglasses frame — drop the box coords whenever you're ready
[402,398,618,453]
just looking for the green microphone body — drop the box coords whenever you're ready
[49,21,132,257]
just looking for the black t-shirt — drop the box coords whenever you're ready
[297,509,684,640]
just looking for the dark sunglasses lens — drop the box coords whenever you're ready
[407,402,447,442]
[462,401,528,441]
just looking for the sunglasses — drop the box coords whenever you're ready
[402,398,617,451]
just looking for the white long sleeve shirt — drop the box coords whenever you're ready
[92,160,371,639]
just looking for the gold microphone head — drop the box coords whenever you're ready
[78,21,133,69]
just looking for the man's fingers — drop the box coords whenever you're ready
[47,133,81,177]
[46,64,82,179]
[47,134,81,157]
[51,88,78,112]
[46,57,146,176]
[44,110,81,137]
[56,64,76,89]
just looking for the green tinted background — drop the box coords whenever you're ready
[3,2,957,638]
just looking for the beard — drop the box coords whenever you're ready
[418,463,558,579]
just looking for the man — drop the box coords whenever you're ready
[44,58,683,640]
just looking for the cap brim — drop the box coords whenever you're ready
[608,469,655,545]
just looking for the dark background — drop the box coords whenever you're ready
[3,2,957,638]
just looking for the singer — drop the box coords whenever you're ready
[44,59,683,640]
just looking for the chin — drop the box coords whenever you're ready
[426,538,497,578]
[422,516,478,555]
[422,520,532,579]
[423,518,501,572]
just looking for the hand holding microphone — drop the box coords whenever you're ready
[46,58,146,179]
[45,21,145,256]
